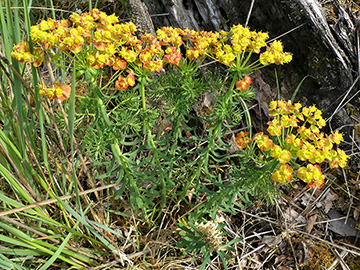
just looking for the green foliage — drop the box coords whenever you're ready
[1,4,300,269]
[0,1,127,269]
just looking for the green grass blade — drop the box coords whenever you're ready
[38,220,80,270]
[0,234,37,250]
[0,253,25,270]
[69,62,76,153]
[291,75,315,103]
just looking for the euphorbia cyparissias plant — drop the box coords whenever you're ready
[235,100,349,189]
[9,8,304,238]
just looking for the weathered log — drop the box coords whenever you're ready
[129,0,156,36]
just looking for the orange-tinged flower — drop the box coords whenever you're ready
[280,164,293,181]
[267,119,282,136]
[38,82,70,101]
[38,83,48,98]
[330,157,341,168]
[285,133,296,146]
[120,48,138,63]
[296,149,307,161]
[259,41,292,65]
[309,124,320,133]
[285,134,303,151]
[336,148,349,168]
[278,149,292,164]
[297,164,324,188]
[326,149,340,168]
[314,135,326,149]
[271,164,293,183]
[164,46,182,66]
[143,59,163,73]
[218,51,235,65]
[114,70,136,90]
[281,114,298,128]
[297,165,312,183]
[253,132,273,151]
[235,131,251,149]
[126,70,135,86]
[236,76,252,91]
[33,54,44,67]
[139,51,152,63]
[39,18,56,31]
[88,54,96,66]
[270,144,282,159]
[308,150,325,164]
[317,118,326,128]
[271,170,285,183]
[269,100,292,116]
[337,148,348,161]
[297,126,311,140]
[115,75,128,91]
[140,33,155,43]
[112,57,127,70]
[186,48,200,60]
[55,83,71,101]
[328,131,344,144]
[269,100,278,111]
[310,165,325,189]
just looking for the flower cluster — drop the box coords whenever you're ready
[38,82,70,101]
[12,10,139,73]
[229,24,269,54]
[12,42,44,67]
[259,41,292,66]
[235,100,349,188]
[12,9,293,97]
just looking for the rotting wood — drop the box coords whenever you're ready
[129,0,155,36]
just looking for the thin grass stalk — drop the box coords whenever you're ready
[19,1,59,206]
[67,61,84,212]
[8,0,26,156]
[48,0,55,19]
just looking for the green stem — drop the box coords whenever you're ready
[229,73,252,137]
[226,75,238,103]
[240,51,253,69]
[239,97,252,136]
[139,76,147,112]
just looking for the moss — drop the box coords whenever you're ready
[305,244,334,270]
